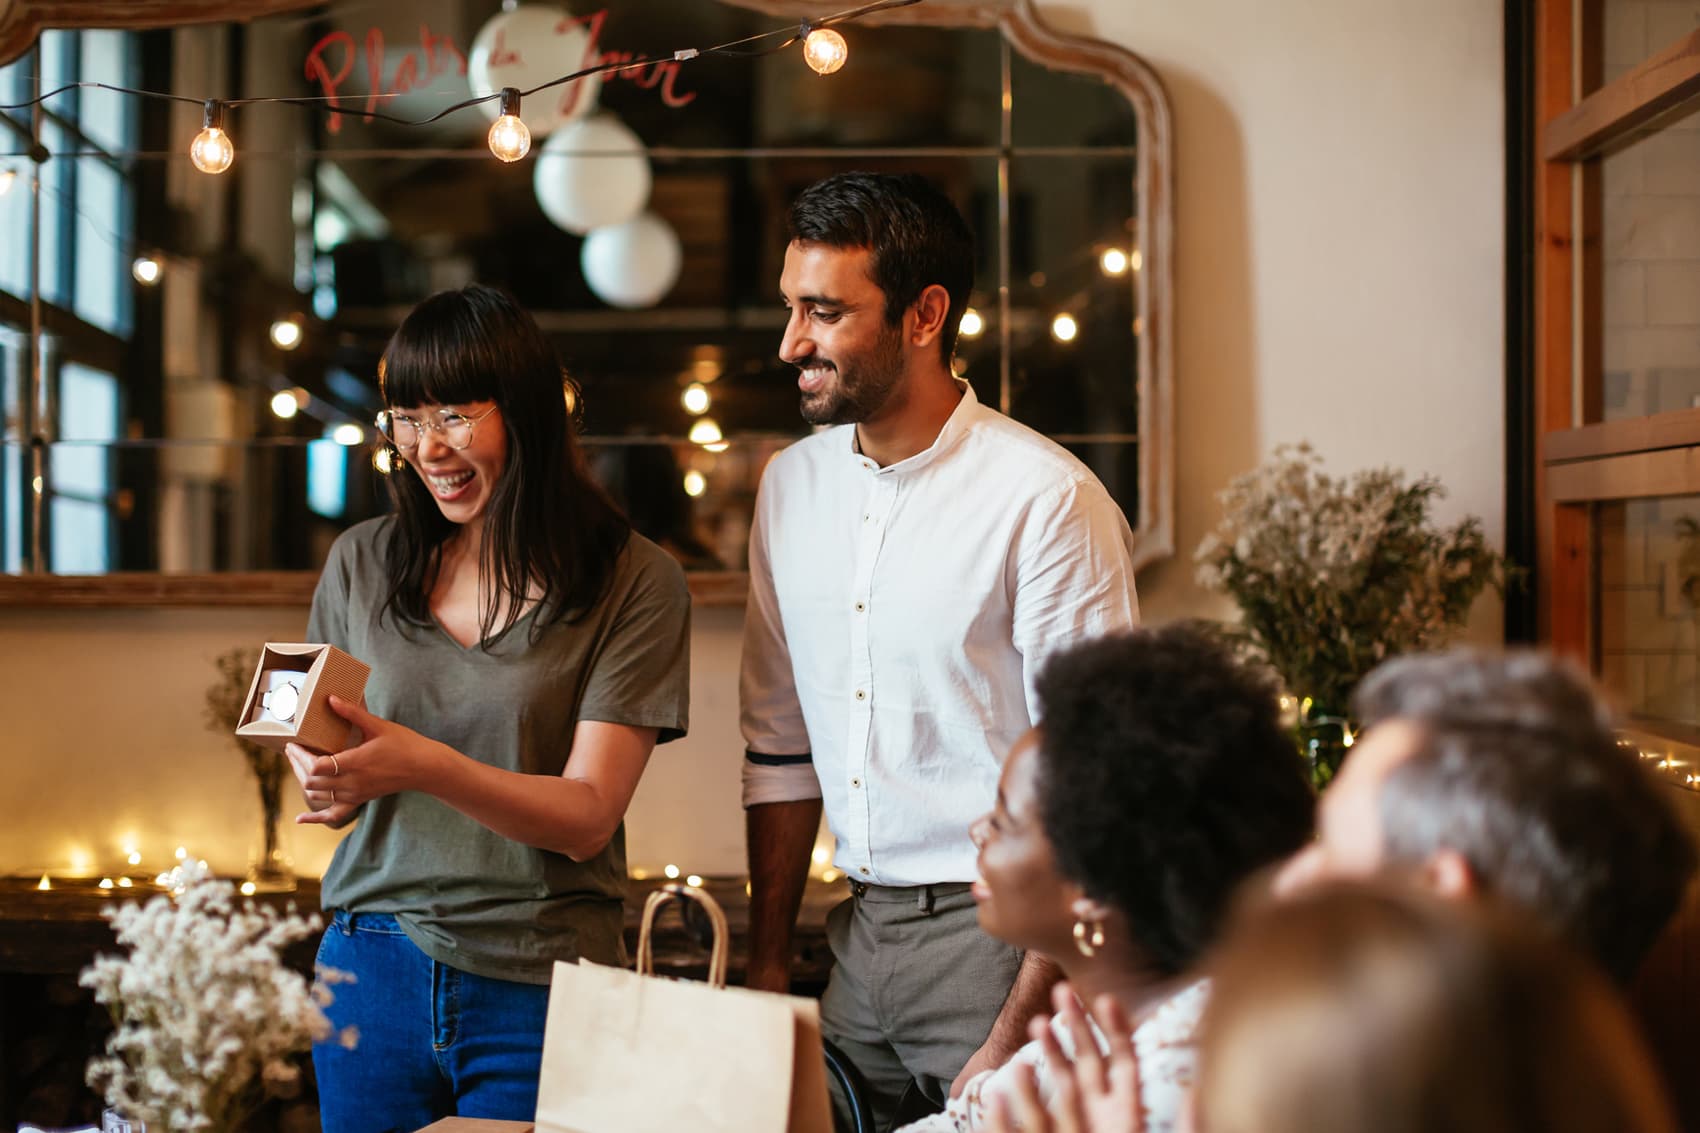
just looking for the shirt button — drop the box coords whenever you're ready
[854,601,865,612]
[854,689,867,701]
[850,777,862,788]
[863,462,873,471]
[859,866,871,875]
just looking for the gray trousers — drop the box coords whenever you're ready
[820,882,1024,1133]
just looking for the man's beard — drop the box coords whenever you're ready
[797,325,906,426]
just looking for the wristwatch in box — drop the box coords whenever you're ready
[261,672,306,723]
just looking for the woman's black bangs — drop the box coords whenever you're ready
[380,326,500,410]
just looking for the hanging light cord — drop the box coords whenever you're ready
[0,0,922,126]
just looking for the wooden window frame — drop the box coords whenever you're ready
[1533,0,1700,660]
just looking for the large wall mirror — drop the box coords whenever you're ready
[0,0,1170,606]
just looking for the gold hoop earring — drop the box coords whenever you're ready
[1072,919,1106,958]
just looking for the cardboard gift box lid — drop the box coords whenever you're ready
[415,1122,531,1133]
[235,642,370,755]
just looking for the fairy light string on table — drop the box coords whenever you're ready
[0,0,921,171]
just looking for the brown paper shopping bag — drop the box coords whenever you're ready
[534,884,832,1133]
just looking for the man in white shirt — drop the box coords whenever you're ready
[740,171,1141,1130]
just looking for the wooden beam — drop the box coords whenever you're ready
[1544,26,1700,160]
[1545,407,1700,463]
[1549,447,1700,501]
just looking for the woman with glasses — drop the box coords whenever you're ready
[285,284,691,1133]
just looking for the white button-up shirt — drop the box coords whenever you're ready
[741,384,1140,886]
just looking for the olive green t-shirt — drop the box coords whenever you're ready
[309,516,690,984]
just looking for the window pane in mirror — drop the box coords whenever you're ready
[1598,109,1700,422]
[1597,497,1700,731]
[1010,44,1137,150]
[1006,156,1138,434]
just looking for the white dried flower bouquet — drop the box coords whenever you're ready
[1196,443,1512,720]
[80,875,357,1133]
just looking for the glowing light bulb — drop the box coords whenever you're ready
[682,382,711,415]
[190,101,234,174]
[271,391,301,419]
[270,318,303,351]
[1051,313,1079,343]
[332,423,365,446]
[688,418,723,446]
[240,881,257,896]
[488,87,531,162]
[1100,248,1129,276]
[175,846,187,861]
[686,875,704,888]
[131,256,162,286]
[959,308,984,338]
[99,878,114,890]
[126,850,142,867]
[664,864,681,880]
[118,877,133,888]
[36,874,50,891]
[683,470,707,497]
[803,27,849,75]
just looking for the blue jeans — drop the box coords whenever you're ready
[313,911,550,1133]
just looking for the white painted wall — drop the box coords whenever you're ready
[1,0,1507,881]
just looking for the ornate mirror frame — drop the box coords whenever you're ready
[0,0,1171,607]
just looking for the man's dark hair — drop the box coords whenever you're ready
[1034,624,1315,976]
[1353,649,1698,983]
[379,284,630,642]
[787,171,974,365]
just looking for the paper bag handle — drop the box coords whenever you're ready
[636,883,730,988]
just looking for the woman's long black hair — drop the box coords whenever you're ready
[377,284,629,641]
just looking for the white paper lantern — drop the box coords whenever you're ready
[468,4,601,137]
[582,213,682,309]
[533,114,652,236]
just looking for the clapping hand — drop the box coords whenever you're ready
[982,983,1146,1133]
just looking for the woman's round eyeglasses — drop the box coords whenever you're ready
[375,406,497,451]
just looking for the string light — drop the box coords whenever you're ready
[1100,248,1129,276]
[332,423,365,446]
[487,87,531,163]
[1051,313,1079,343]
[131,255,162,286]
[189,100,234,175]
[270,390,303,419]
[269,317,303,350]
[686,874,704,888]
[36,874,50,891]
[959,308,984,338]
[126,850,142,867]
[240,881,257,896]
[803,27,850,74]
[682,382,711,415]
[688,418,723,446]
[664,864,681,879]
[683,469,707,497]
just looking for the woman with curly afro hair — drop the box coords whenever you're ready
[898,623,1314,1133]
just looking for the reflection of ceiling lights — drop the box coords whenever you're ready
[270,318,303,350]
[1130,249,1144,272]
[131,255,163,286]
[332,423,365,446]
[688,418,723,446]
[683,469,707,497]
[270,390,304,419]
[0,168,15,196]
[803,28,849,75]
[682,382,711,415]
[959,308,984,338]
[372,447,394,474]
[1051,313,1079,343]
[1100,248,1129,276]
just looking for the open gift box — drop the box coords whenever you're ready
[234,642,370,755]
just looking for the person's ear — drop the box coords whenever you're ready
[1422,848,1478,901]
[909,284,953,352]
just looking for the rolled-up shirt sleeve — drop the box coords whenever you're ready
[740,471,822,809]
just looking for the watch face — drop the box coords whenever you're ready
[263,671,305,723]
